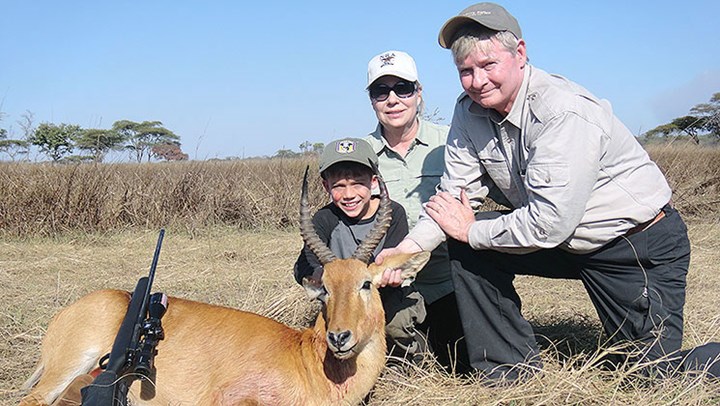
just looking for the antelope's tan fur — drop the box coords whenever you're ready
[19,252,430,406]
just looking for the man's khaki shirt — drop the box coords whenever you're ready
[408,65,671,254]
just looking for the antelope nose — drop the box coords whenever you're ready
[327,330,352,349]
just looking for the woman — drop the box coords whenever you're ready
[363,50,470,374]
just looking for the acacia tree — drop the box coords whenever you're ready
[29,122,82,162]
[0,128,30,161]
[74,128,126,162]
[112,120,180,162]
[644,115,704,144]
[645,92,720,143]
[690,92,720,139]
[1,111,31,160]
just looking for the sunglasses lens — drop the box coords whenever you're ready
[369,84,391,101]
[393,81,415,98]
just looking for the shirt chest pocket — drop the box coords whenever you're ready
[526,163,569,188]
[479,156,512,191]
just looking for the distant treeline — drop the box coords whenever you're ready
[1,143,719,237]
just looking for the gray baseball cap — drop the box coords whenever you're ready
[438,2,522,49]
[319,138,379,174]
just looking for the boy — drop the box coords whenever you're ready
[294,137,427,362]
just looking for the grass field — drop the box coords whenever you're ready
[2,224,719,405]
[2,142,720,404]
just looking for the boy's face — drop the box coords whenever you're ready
[323,172,378,220]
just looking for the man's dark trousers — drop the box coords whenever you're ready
[447,205,720,379]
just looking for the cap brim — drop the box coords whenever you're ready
[320,156,375,173]
[438,16,480,48]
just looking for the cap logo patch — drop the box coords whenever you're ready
[379,52,396,67]
[336,140,356,154]
[464,11,492,17]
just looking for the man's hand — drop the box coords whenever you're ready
[425,189,475,243]
[375,239,422,287]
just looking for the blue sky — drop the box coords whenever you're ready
[1,1,719,160]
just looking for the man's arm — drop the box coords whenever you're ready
[406,100,488,251]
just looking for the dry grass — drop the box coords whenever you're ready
[2,143,720,404]
[1,142,719,238]
[0,158,327,237]
[2,225,720,405]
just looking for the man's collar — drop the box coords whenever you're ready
[504,64,532,128]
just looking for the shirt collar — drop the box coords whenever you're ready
[366,118,427,154]
[504,64,532,128]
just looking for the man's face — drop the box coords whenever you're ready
[323,173,377,220]
[457,38,527,115]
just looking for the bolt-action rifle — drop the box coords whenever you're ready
[81,229,168,406]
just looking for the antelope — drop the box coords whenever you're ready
[19,169,430,406]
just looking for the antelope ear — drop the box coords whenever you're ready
[369,251,431,285]
[302,276,326,302]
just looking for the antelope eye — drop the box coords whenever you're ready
[361,280,372,290]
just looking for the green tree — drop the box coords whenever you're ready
[112,120,180,162]
[29,122,82,162]
[0,111,29,160]
[645,116,703,144]
[690,92,720,139]
[299,141,311,154]
[74,128,126,162]
[0,129,30,161]
[274,148,297,158]
[644,93,720,144]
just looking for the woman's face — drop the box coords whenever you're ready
[369,75,421,132]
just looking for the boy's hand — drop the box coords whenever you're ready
[375,239,422,287]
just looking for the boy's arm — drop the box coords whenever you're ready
[293,246,323,284]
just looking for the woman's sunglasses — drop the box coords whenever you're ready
[368,81,417,102]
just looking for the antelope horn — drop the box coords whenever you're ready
[352,160,392,264]
[299,166,337,265]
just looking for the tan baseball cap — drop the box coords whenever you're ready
[438,2,522,49]
[366,50,418,88]
[319,138,379,174]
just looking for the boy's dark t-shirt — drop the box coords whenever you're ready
[293,199,408,284]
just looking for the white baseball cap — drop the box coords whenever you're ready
[366,50,418,88]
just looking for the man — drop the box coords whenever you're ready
[378,2,720,380]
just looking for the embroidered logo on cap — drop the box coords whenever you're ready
[379,52,395,67]
[336,140,356,154]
